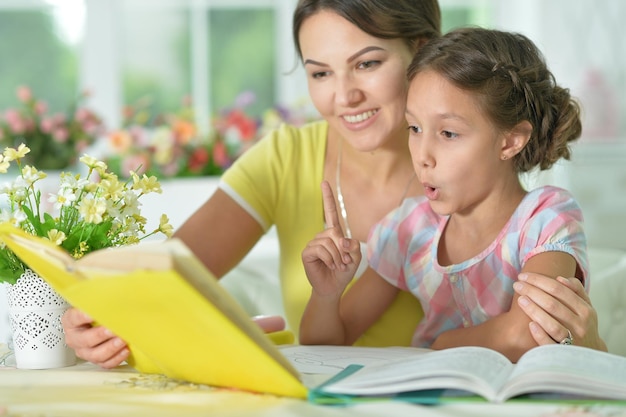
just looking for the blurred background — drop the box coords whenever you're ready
[0,0,624,251]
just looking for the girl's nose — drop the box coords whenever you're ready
[412,135,435,168]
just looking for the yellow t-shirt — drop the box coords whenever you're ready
[221,121,423,347]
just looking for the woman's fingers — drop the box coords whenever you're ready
[514,272,605,349]
[61,308,128,368]
[252,315,286,333]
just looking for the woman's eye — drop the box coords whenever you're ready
[311,71,330,79]
[358,60,380,70]
[407,125,422,134]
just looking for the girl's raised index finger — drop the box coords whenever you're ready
[321,180,343,234]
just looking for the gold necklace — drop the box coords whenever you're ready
[335,139,416,239]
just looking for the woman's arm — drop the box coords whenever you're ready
[513,272,607,351]
[173,189,264,277]
[431,251,578,362]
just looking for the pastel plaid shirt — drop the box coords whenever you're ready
[367,186,588,347]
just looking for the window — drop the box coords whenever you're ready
[0,0,82,112]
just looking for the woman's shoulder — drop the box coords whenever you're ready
[265,120,328,149]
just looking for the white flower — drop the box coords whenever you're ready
[0,208,27,225]
[120,190,140,217]
[20,166,46,186]
[48,187,77,210]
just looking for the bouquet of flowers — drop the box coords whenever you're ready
[0,86,106,170]
[106,92,317,178]
[106,96,222,178]
[0,144,173,284]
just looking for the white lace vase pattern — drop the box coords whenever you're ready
[7,269,76,369]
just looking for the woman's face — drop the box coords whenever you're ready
[298,10,413,152]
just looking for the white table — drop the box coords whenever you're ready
[1,344,623,417]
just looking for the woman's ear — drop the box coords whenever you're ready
[412,37,430,53]
[500,120,532,160]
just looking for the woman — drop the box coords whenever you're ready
[62,0,605,368]
[299,27,605,361]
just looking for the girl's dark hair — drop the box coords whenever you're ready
[408,27,582,172]
[293,0,441,59]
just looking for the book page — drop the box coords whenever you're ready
[500,344,626,402]
[279,345,431,375]
[76,239,185,272]
[320,346,514,401]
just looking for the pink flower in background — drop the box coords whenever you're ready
[52,128,69,143]
[103,91,316,178]
[211,140,229,169]
[16,85,32,102]
[40,117,55,133]
[34,101,47,115]
[0,85,107,170]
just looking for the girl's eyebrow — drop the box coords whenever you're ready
[303,46,385,67]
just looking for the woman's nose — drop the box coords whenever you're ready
[335,76,363,107]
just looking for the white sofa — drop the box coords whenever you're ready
[588,247,626,356]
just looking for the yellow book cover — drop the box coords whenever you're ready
[0,223,307,399]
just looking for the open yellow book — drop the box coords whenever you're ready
[0,223,307,399]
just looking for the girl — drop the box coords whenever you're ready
[300,27,589,362]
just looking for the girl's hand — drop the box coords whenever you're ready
[302,181,361,298]
[514,273,607,351]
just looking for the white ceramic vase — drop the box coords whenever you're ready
[7,269,76,369]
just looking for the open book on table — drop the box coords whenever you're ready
[309,344,626,404]
[0,223,306,398]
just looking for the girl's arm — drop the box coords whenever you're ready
[300,265,399,345]
[299,181,399,345]
[431,251,578,362]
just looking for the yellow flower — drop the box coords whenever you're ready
[78,196,107,224]
[132,173,162,194]
[0,156,10,174]
[3,144,30,161]
[80,154,108,175]
[100,177,125,200]
[46,229,67,245]
[159,214,174,237]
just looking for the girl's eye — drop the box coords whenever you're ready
[442,130,458,139]
[407,125,422,134]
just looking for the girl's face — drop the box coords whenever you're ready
[406,69,513,217]
[298,11,413,152]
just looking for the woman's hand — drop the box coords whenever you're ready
[61,308,130,369]
[514,273,607,351]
